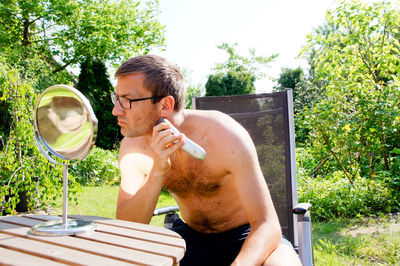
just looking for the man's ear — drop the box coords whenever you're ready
[159,96,175,117]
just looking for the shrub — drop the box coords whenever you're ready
[298,172,398,221]
[0,63,80,214]
[70,147,120,186]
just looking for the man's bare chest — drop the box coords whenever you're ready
[163,153,227,196]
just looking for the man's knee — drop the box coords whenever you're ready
[263,240,302,266]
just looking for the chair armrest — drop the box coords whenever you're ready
[153,206,180,229]
[292,203,311,215]
[292,203,313,266]
[153,206,180,216]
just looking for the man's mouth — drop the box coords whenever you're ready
[118,120,127,126]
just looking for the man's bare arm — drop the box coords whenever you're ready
[116,138,163,223]
[116,123,184,223]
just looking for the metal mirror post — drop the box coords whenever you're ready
[30,84,98,236]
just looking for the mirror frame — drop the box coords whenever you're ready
[33,84,98,162]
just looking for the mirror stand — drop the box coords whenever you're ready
[29,163,95,236]
[29,84,98,236]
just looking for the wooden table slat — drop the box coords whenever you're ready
[0,215,43,227]
[77,231,184,262]
[13,215,185,262]
[0,232,133,266]
[0,247,65,266]
[95,223,186,248]
[87,218,181,238]
[0,215,185,266]
[0,221,174,265]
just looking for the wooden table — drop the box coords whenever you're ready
[0,215,186,265]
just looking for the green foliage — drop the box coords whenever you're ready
[274,67,304,92]
[0,62,80,214]
[185,83,204,109]
[214,42,278,79]
[77,58,121,149]
[0,0,165,143]
[298,172,398,221]
[0,0,165,73]
[205,42,277,96]
[273,67,322,144]
[274,67,322,114]
[0,0,165,214]
[205,70,256,96]
[297,145,400,221]
[70,147,120,186]
[300,0,400,180]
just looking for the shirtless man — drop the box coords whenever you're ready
[113,55,301,265]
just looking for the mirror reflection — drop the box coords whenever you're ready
[34,85,97,161]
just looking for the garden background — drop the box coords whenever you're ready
[0,0,399,264]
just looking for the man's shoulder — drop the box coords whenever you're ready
[189,109,236,127]
[119,136,153,172]
[189,110,251,145]
[119,136,149,156]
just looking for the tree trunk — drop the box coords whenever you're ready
[22,17,30,47]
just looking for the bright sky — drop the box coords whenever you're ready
[152,0,338,93]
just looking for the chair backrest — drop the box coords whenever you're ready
[193,89,299,247]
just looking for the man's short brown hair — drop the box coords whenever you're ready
[115,55,185,110]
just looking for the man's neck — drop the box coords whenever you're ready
[165,109,188,130]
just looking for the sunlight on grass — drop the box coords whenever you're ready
[54,185,119,218]
[54,186,177,227]
[313,217,400,265]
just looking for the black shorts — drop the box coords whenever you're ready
[171,218,251,266]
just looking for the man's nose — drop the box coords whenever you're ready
[112,102,124,116]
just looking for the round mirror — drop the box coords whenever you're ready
[34,84,97,161]
[30,84,98,236]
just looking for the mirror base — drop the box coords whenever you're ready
[29,219,95,236]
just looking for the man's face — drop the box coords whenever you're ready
[112,73,159,138]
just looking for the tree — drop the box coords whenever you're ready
[0,0,165,78]
[205,42,277,96]
[274,67,304,92]
[0,0,165,146]
[205,70,256,96]
[274,67,324,144]
[77,58,121,149]
[301,0,400,180]
[274,67,307,112]
[274,67,307,144]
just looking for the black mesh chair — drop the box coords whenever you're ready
[154,89,313,266]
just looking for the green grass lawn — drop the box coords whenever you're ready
[53,185,177,227]
[54,185,400,265]
[312,216,400,265]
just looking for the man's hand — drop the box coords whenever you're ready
[150,121,185,176]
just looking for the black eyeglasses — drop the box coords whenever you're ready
[111,92,163,110]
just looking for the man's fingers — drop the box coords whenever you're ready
[162,134,183,150]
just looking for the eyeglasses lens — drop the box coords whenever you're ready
[111,93,130,109]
